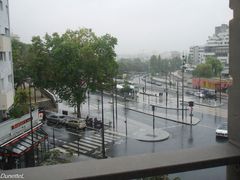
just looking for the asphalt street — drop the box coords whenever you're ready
[45,75,228,179]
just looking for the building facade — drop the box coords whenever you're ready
[189,24,229,66]
[189,46,205,64]
[0,0,14,120]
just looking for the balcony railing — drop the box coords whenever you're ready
[5,143,240,180]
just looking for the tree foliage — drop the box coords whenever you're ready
[12,39,31,89]
[29,28,118,117]
[205,56,223,77]
[117,58,148,74]
[192,57,223,78]
[149,55,181,75]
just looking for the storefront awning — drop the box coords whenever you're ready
[0,129,48,157]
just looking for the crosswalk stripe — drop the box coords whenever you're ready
[84,137,108,145]
[90,135,112,142]
[105,130,125,137]
[73,140,99,149]
[104,133,121,139]
[62,145,87,154]
[78,139,102,147]
[68,142,92,151]
[95,134,118,141]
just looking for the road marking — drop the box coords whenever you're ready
[79,139,102,147]
[68,142,92,151]
[90,135,112,142]
[94,134,118,141]
[61,144,87,154]
[84,137,108,145]
[162,125,182,129]
[198,124,216,130]
[67,131,83,137]
[73,140,99,149]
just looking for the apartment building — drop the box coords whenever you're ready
[189,24,229,66]
[0,0,14,120]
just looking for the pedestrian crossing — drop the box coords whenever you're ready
[59,131,123,157]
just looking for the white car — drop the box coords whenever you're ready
[216,123,228,138]
[194,92,205,98]
[66,119,86,130]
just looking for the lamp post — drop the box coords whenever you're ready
[26,78,35,167]
[165,72,168,108]
[101,89,106,158]
[177,81,179,110]
[152,105,155,136]
[182,55,186,122]
[124,96,128,136]
[53,127,55,148]
[87,90,90,115]
[220,74,222,104]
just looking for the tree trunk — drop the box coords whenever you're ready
[77,103,81,118]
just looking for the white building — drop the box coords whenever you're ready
[0,0,14,119]
[205,25,229,65]
[189,24,229,66]
[189,46,205,64]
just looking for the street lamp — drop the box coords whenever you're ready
[188,101,194,125]
[26,78,35,167]
[182,55,186,122]
[101,89,106,158]
[124,95,128,136]
[152,105,155,136]
[220,74,222,104]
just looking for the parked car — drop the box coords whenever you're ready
[185,90,194,95]
[203,89,216,99]
[194,91,205,98]
[216,123,228,138]
[46,114,68,124]
[66,119,86,130]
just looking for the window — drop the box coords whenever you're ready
[8,74,12,84]
[0,52,6,61]
[0,78,4,90]
[0,1,3,11]
[5,28,9,36]
[8,52,12,61]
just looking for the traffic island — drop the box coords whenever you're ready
[131,128,170,142]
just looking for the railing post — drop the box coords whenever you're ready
[228,0,240,179]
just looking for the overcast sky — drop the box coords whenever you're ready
[9,0,232,55]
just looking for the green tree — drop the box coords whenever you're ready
[205,56,223,76]
[12,39,31,89]
[192,63,212,78]
[29,28,118,118]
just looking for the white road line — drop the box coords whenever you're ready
[198,124,216,130]
[79,139,102,147]
[62,145,87,154]
[73,140,99,149]
[84,137,108,144]
[94,134,118,141]
[161,125,182,129]
[68,142,92,151]
[67,131,83,136]
[90,135,112,142]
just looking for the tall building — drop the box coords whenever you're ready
[189,46,205,64]
[189,24,229,66]
[0,0,14,119]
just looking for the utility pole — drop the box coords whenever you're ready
[182,55,186,122]
[165,72,168,108]
[112,88,115,129]
[152,105,155,136]
[88,90,90,115]
[220,74,222,104]
[101,89,106,158]
[177,81,179,109]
